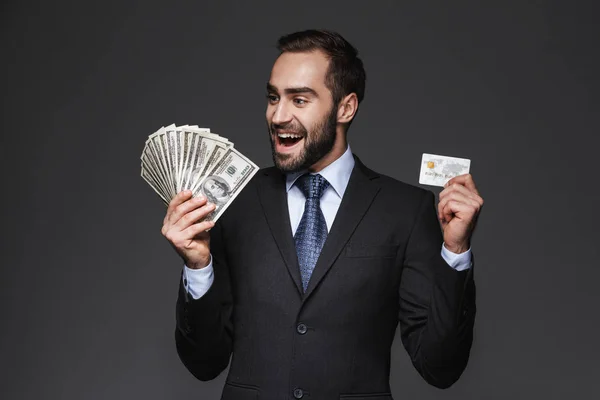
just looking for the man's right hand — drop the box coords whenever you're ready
[162,190,216,270]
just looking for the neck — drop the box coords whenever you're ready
[307,133,347,173]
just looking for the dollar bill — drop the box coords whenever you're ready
[184,128,233,193]
[141,156,168,200]
[193,147,259,223]
[182,130,208,191]
[144,126,168,198]
[141,165,169,205]
[177,126,216,192]
[165,125,183,196]
[142,128,171,198]
[149,127,176,199]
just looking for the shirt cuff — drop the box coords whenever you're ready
[440,244,472,271]
[182,255,214,300]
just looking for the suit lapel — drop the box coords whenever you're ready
[303,156,381,300]
[257,168,304,296]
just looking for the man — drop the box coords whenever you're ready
[162,30,483,399]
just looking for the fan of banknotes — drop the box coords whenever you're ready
[140,124,259,223]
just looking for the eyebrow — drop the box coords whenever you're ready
[266,83,319,97]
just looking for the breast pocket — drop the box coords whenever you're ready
[344,243,399,259]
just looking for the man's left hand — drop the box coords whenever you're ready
[437,174,484,254]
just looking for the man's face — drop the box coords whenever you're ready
[266,50,338,173]
[205,179,225,197]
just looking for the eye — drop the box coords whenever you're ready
[293,98,307,105]
[266,94,279,104]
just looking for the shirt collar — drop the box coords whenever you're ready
[285,144,355,199]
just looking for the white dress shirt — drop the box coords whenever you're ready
[183,145,472,299]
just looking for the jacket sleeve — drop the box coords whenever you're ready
[174,218,234,381]
[398,190,476,389]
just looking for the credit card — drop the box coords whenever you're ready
[419,153,471,187]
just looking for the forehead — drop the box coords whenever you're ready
[269,50,330,92]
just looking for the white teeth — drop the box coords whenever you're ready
[278,133,302,139]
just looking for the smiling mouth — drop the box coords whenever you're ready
[276,132,304,147]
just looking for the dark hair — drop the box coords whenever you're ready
[276,29,366,108]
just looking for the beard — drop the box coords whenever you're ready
[268,105,338,173]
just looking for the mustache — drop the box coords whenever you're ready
[270,122,305,135]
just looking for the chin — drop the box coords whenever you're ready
[274,153,303,173]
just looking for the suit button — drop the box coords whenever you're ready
[293,388,304,398]
[296,323,307,335]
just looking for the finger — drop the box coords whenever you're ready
[444,174,479,195]
[440,182,483,204]
[440,200,457,223]
[439,191,478,212]
[441,199,478,222]
[168,195,208,226]
[438,192,481,219]
[440,188,481,212]
[165,191,194,225]
[173,202,216,231]
[166,220,214,252]
[180,220,216,242]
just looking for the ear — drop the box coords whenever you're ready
[337,93,359,124]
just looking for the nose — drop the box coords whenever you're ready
[270,101,292,126]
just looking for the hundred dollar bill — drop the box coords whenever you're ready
[185,128,233,193]
[186,125,233,146]
[193,147,259,223]
[178,126,220,191]
[144,127,177,198]
[180,129,212,192]
[141,135,170,199]
[149,126,176,198]
[177,128,196,193]
[164,125,184,195]
[141,164,169,205]
[172,126,209,192]
[141,156,168,200]
[198,134,232,180]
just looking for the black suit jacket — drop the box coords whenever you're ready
[175,156,476,400]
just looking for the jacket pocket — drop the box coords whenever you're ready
[221,381,259,400]
[344,243,399,258]
[339,393,393,400]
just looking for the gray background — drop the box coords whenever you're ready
[1,0,599,399]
